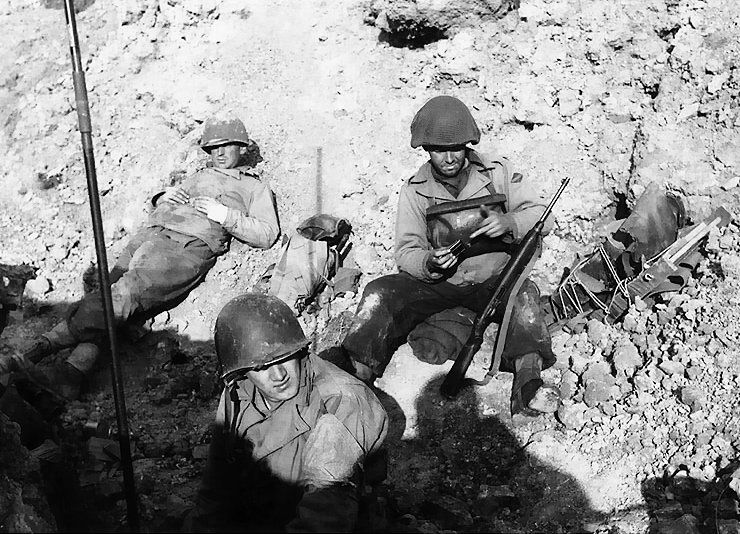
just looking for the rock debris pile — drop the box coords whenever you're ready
[0,0,739,531]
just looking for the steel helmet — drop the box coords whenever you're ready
[200,116,250,152]
[410,95,480,148]
[215,294,309,380]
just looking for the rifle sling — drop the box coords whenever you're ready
[486,244,541,380]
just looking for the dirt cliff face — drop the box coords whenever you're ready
[0,0,739,532]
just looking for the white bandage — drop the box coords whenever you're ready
[208,203,229,224]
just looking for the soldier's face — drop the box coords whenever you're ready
[247,356,301,404]
[427,145,467,178]
[209,144,241,169]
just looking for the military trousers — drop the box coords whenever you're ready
[67,226,217,343]
[342,272,554,383]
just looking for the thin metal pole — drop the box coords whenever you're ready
[316,146,323,215]
[62,1,140,530]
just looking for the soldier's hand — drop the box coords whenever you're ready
[159,187,190,205]
[470,206,514,239]
[426,247,458,272]
[193,196,229,224]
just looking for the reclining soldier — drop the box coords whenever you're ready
[333,95,560,415]
[2,116,280,399]
[191,294,388,532]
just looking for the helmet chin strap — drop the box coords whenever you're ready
[226,381,242,463]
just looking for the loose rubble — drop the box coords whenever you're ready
[0,0,739,532]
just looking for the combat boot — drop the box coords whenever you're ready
[510,352,561,416]
[23,321,79,365]
[66,343,99,376]
[27,343,98,403]
[38,361,87,402]
[22,338,53,365]
[54,343,99,401]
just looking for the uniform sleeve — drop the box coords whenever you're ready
[394,184,444,282]
[500,172,553,242]
[221,181,280,249]
[287,387,388,533]
[286,414,361,533]
[150,173,196,207]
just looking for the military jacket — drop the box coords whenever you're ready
[197,355,388,532]
[149,166,279,254]
[395,150,552,286]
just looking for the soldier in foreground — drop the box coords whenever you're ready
[191,294,388,532]
[1,116,279,400]
[332,95,560,416]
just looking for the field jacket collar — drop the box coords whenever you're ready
[231,357,322,461]
[409,150,493,202]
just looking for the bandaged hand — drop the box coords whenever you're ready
[193,196,229,224]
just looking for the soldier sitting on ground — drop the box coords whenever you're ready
[1,116,280,400]
[190,293,388,532]
[328,95,561,416]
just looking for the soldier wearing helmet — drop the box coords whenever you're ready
[331,95,560,416]
[191,294,388,532]
[6,116,280,401]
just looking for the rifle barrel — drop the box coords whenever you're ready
[540,177,571,222]
[63,0,139,530]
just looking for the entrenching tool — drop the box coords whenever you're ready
[62,0,139,529]
[603,206,732,322]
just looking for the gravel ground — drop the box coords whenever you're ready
[0,0,738,531]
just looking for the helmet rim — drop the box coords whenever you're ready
[219,338,310,380]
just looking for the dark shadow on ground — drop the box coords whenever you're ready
[3,282,614,532]
[640,461,740,534]
[384,375,610,533]
[3,299,401,532]
[0,303,223,532]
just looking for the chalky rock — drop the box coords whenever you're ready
[659,360,686,377]
[23,276,51,301]
[586,318,609,348]
[557,88,580,117]
[583,380,618,408]
[679,386,705,413]
[558,369,579,400]
[557,401,587,430]
[581,361,611,384]
[613,340,642,376]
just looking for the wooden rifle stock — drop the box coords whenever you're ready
[440,178,570,399]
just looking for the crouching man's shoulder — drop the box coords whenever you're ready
[310,355,388,449]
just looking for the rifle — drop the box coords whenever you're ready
[440,178,570,399]
[604,207,732,323]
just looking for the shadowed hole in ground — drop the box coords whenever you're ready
[376,25,447,49]
[42,0,96,13]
